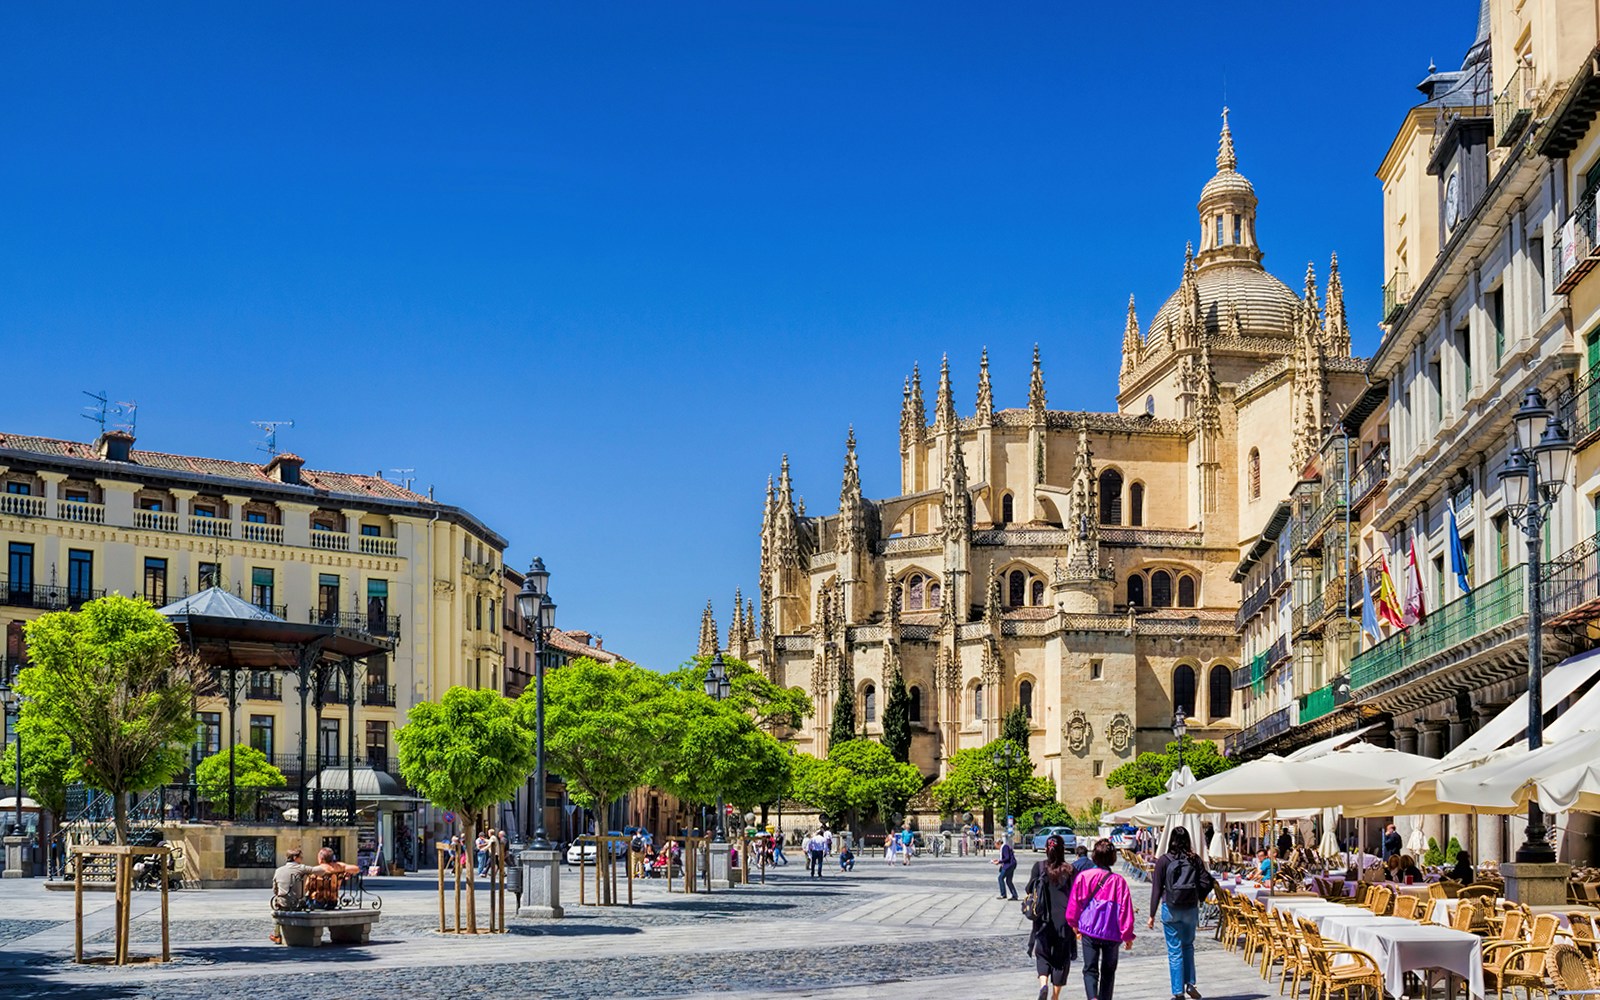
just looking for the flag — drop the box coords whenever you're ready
[1361,566,1381,644]
[1405,538,1428,625]
[1375,554,1408,630]
[1447,506,1471,595]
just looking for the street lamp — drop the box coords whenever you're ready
[1173,708,1189,776]
[992,741,1021,841]
[0,664,22,838]
[516,559,553,850]
[703,652,732,843]
[1496,386,1574,865]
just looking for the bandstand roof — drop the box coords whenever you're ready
[159,587,394,667]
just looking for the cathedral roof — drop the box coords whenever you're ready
[1149,263,1301,341]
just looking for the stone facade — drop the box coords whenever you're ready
[722,116,1369,811]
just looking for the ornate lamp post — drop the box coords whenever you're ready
[516,559,553,850]
[992,741,1020,841]
[1496,387,1574,865]
[1173,708,1189,777]
[703,653,731,843]
[0,664,21,836]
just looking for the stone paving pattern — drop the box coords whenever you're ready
[0,856,1280,999]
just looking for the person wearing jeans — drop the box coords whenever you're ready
[1065,838,1135,1000]
[1148,826,1202,1000]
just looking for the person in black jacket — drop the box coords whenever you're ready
[1382,823,1402,860]
[1026,835,1078,1000]
[1149,826,1203,1000]
[1447,850,1475,885]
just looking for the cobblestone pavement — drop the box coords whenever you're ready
[0,858,1279,1000]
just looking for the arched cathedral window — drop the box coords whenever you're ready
[1000,493,1014,525]
[1209,664,1232,720]
[909,686,922,723]
[1249,448,1261,500]
[1129,482,1144,527]
[1018,679,1034,719]
[928,581,942,607]
[863,684,876,723]
[1127,575,1144,607]
[907,575,925,611]
[1098,470,1123,525]
[1172,665,1196,720]
[1151,570,1173,608]
[1008,570,1026,607]
[973,682,984,721]
[1030,580,1045,606]
[1178,574,1196,608]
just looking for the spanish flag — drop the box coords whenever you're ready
[1375,553,1408,630]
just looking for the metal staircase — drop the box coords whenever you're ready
[47,786,167,884]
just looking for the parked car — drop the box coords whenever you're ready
[1029,826,1077,852]
[563,831,630,866]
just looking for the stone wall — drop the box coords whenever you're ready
[161,822,355,888]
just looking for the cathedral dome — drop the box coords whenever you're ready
[1200,169,1256,202]
[1150,262,1300,340]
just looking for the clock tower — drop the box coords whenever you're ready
[1428,113,1492,245]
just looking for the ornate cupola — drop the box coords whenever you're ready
[1195,108,1262,269]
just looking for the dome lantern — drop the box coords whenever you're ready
[1196,107,1262,268]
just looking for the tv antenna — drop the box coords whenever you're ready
[82,391,109,433]
[390,468,417,491]
[82,392,137,435]
[252,420,295,458]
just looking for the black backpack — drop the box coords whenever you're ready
[1021,867,1048,923]
[1164,852,1213,908]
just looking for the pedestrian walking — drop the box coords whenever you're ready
[1071,844,1094,874]
[773,830,788,866]
[806,831,825,878]
[883,832,897,864]
[1148,825,1212,1000]
[994,834,1019,899]
[898,827,914,865]
[1065,838,1135,1000]
[1026,835,1078,1000]
[475,831,491,875]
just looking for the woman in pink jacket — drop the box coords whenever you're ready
[1063,838,1136,1000]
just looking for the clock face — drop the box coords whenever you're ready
[1445,171,1461,232]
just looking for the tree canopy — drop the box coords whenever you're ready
[827,685,857,749]
[652,689,791,812]
[525,658,674,813]
[0,705,76,820]
[879,670,912,763]
[16,596,207,842]
[1002,705,1031,753]
[194,745,286,816]
[1104,735,1236,802]
[930,738,1055,821]
[665,655,812,731]
[790,739,922,825]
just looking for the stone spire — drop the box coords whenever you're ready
[1064,428,1102,578]
[1028,344,1046,413]
[984,574,1004,633]
[975,348,993,425]
[728,588,746,658]
[1324,253,1350,357]
[1291,263,1329,475]
[1120,296,1141,377]
[934,354,957,431]
[900,364,926,452]
[1217,106,1237,171]
[772,455,800,569]
[837,426,866,554]
[941,429,971,544]
[1178,243,1202,345]
[886,583,901,631]
[698,600,719,658]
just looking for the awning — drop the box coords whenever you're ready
[1284,725,1379,761]
[1441,647,1600,763]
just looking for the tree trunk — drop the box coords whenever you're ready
[462,814,478,934]
[113,791,129,846]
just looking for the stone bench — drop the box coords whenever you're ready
[273,909,380,947]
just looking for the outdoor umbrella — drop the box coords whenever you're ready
[1156,765,1209,865]
[1209,824,1228,859]
[1431,728,1600,813]
[1406,825,1428,855]
[1317,807,1340,857]
[1175,747,1436,814]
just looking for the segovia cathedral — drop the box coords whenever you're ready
[704,112,1369,814]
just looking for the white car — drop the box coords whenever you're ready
[564,833,629,866]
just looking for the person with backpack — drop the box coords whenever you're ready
[1025,834,1078,1000]
[1148,826,1212,1000]
[1064,838,1135,1000]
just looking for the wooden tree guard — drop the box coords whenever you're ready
[73,845,172,966]
[573,834,631,906]
[434,840,507,934]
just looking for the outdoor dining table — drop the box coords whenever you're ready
[1337,920,1485,999]
[1265,896,1352,919]
[1386,882,1436,901]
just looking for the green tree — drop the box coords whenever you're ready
[0,705,77,822]
[17,596,206,843]
[396,686,535,933]
[653,687,792,816]
[828,686,857,750]
[194,745,287,817]
[524,658,673,815]
[1104,735,1235,802]
[879,671,912,763]
[1002,705,1031,753]
[665,655,813,731]
[931,738,1055,821]
[1018,801,1072,832]
[790,739,922,826]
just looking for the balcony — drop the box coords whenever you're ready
[308,609,403,639]
[134,509,179,532]
[241,522,285,544]
[1349,445,1389,508]
[1494,63,1533,147]
[254,602,288,619]
[246,673,282,701]
[58,500,105,524]
[1349,564,1526,693]
[1226,705,1293,756]
[310,528,349,551]
[0,582,106,609]
[1556,362,1600,448]
[0,494,45,518]
[1382,269,1409,325]
[362,683,397,707]
[188,515,231,538]
[1298,682,1337,725]
[1554,194,1600,294]
[359,535,398,557]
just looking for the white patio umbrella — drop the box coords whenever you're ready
[1536,758,1600,813]
[1431,728,1600,813]
[1317,807,1340,857]
[1406,824,1428,854]
[1176,748,1436,814]
[1209,824,1228,859]
[1156,766,1209,865]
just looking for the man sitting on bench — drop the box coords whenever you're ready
[270,847,362,942]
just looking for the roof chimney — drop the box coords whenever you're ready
[95,430,135,463]
[265,452,305,485]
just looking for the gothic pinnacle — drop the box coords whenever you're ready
[1217,106,1237,171]
[975,347,993,420]
[1121,296,1140,374]
[935,353,957,429]
[1029,344,1046,411]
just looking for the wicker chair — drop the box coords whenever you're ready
[1393,895,1423,920]
[1459,884,1500,903]
[1453,901,1482,933]
[1298,916,1385,1000]
[1431,882,1454,900]
[1546,941,1600,998]
[1484,913,1559,999]
[1566,914,1599,968]
[1367,886,1394,916]
[1277,909,1316,997]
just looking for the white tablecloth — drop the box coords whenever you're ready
[1340,921,1484,999]
[1265,897,1354,920]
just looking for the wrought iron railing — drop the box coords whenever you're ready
[1227,705,1293,756]
[1267,633,1290,668]
[1555,192,1600,293]
[1349,445,1389,507]
[1544,531,1600,621]
[246,673,282,701]
[1298,682,1337,725]
[0,582,105,610]
[1494,62,1533,147]
[1382,269,1409,324]
[1349,564,1526,692]
[307,609,402,638]
[1556,362,1600,447]
[362,683,397,707]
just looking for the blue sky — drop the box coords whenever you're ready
[0,3,1476,670]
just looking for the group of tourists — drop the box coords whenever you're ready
[1021,827,1209,1000]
